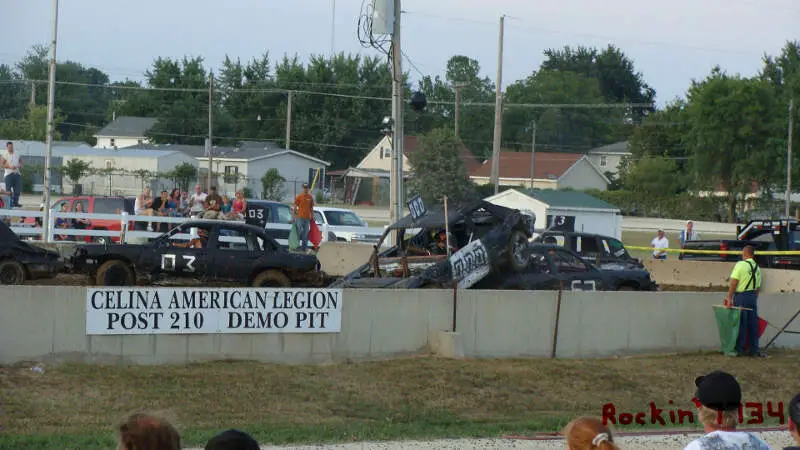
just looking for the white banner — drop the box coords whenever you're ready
[86,288,342,335]
[449,239,491,289]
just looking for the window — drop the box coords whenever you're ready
[313,211,324,225]
[603,238,628,258]
[575,236,601,259]
[324,210,365,226]
[109,138,116,147]
[224,166,239,184]
[217,227,250,251]
[275,204,293,224]
[105,160,113,169]
[94,198,124,214]
[551,249,589,273]
[72,199,89,213]
[529,251,552,273]
[382,147,391,158]
[600,156,607,167]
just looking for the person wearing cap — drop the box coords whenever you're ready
[724,244,765,357]
[785,393,800,450]
[293,182,314,251]
[684,371,770,450]
[204,429,260,450]
[651,229,669,259]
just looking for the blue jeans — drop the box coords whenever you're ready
[4,172,21,207]
[734,290,759,355]
[295,218,310,250]
[653,254,666,260]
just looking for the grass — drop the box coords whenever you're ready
[3,352,800,448]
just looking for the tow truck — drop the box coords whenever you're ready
[680,219,800,269]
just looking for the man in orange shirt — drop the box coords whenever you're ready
[293,183,314,251]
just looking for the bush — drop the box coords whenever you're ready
[586,189,727,222]
[242,187,253,199]
[315,191,324,204]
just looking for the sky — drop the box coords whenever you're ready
[2,0,797,107]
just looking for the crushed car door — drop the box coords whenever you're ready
[549,248,603,291]
[155,224,211,279]
[211,226,260,281]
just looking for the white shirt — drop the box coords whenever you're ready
[3,151,21,177]
[683,430,771,450]
[190,192,207,212]
[651,236,669,257]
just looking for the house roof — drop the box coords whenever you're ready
[520,189,620,211]
[470,152,585,180]
[588,141,630,155]
[0,139,92,157]
[53,147,188,159]
[128,142,330,166]
[93,116,158,138]
[402,135,482,173]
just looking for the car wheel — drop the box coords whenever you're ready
[0,260,26,285]
[252,270,292,287]
[95,260,134,286]
[506,229,530,273]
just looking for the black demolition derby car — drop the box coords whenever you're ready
[0,221,63,285]
[330,200,657,291]
[68,220,327,287]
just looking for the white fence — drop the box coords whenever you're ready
[0,209,388,248]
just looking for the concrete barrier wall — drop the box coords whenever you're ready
[3,287,800,365]
[644,259,800,293]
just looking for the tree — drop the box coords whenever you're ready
[166,163,198,192]
[623,155,683,197]
[0,64,28,120]
[407,128,474,205]
[0,105,65,141]
[687,68,782,222]
[261,168,285,201]
[61,159,93,189]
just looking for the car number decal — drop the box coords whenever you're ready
[161,254,197,273]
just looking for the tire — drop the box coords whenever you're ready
[252,269,292,287]
[0,260,26,285]
[506,229,530,273]
[95,260,134,286]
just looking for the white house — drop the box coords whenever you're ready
[485,188,622,239]
[586,141,631,177]
[470,152,610,191]
[57,147,199,196]
[136,142,330,200]
[93,116,157,149]
[357,135,482,174]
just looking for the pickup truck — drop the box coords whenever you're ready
[680,219,800,269]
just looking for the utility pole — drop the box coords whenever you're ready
[787,98,795,219]
[207,71,214,192]
[453,81,468,138]
[41,0,59,242]
[529,120,536,189]
[389,0,404,243]
[286,90,293,149]
[30,81,36,106]
[331,0,336,56]
[489,15,505,194]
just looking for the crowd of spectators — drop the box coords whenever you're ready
[134,184,247,231]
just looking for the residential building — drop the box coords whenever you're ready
[485,188,622,239]
[470,152,610,191]
[93,116,158,149]
[357,135,481,174]
[134,141,330,200]
[586,141,631,177]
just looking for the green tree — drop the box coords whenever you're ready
[261,168,286,201]
[60,159,93,190]
[0,105,65,141]
[0,64,28,120]
[623,155,683,197]
[687,68,781,222]
[408,128,474,205]
[167,163,198,192]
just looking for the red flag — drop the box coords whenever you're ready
[308,219,322,249]
[758,317,769,338]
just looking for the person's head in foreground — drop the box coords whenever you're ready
[205,429,260,450]
[787,393,800,448]
[563,416,619,450]
[117,413,181,450]
[685,370,771,450]
[742,244,755,261]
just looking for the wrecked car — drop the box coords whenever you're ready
[0,220,63,285]
[329,200,536,289]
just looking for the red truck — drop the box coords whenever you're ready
[44,196,136,244]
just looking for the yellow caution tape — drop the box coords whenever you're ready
[625,246,800,256]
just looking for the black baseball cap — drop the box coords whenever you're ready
[692,371,742,411]
[204,429,259,450]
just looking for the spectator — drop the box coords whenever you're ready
[189,184,207,218]
[786,393,800,450]
[651,229,669,259]
[204,429,260,450]
[2,141,22,208]
[563,416,620,450]
[72,201,90,241]
[54,203,70,241]
[0,182,11,211]
[151,190,170,232]
[684,371,770,450]
[293,182,314,251]
[679,220,701,247]
[179,190,190,215]
[226,190,246,221]
[724,245,766,357]
[116,413,181,450]
[203,186,223,219]
[221,195,232,215]
[135,188,155,231]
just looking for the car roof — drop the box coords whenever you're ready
[181,220,265,232]
[246,199,288,206]
[315,206,355,213]
[542,230,619,240]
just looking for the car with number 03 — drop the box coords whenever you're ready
[68,220,327,287]
[329,200,536,289]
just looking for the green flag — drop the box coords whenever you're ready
[714,306,741,355]
[288,223,300,250]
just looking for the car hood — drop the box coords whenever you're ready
[0,223,58,258]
